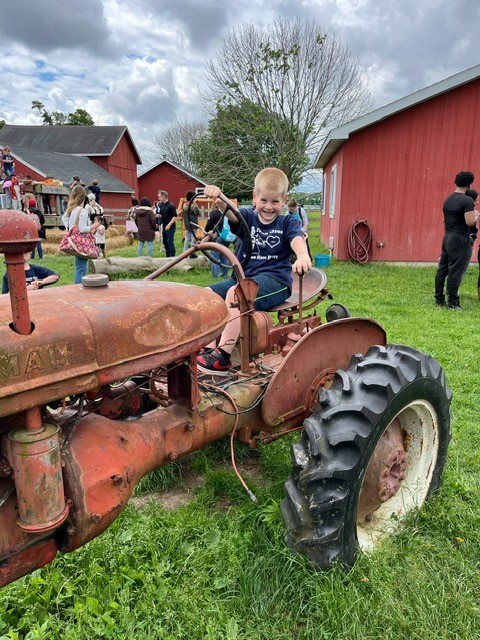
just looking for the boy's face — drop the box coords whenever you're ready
[253,189,287,225]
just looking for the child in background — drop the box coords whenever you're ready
[197,167,311,375]
[94,214,108,258]
[2,253,59,294]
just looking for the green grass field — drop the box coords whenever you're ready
[1,215,479,639]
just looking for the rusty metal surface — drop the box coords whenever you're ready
[261,318,387,427]
[59,379,266,550]
[7,421,68,532]
[0,209,38,254]
[0,281,228,417]
[357,418,407,520]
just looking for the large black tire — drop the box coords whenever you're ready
[281,344,451,568]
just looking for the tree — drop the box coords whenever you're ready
[203,18,371,181]
[31,101,95,125]
[143,119,206,173]
[190,99,309,199]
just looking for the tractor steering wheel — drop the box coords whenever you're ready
[187,194,252,267]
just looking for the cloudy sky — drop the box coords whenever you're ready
[1,0,479,182]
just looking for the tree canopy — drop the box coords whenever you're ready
[31,101,95,126]
[190,99,309,199]
[201,17,371,190]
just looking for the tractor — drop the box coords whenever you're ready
[0,205,450,589]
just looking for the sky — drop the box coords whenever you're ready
[0,0,479,191]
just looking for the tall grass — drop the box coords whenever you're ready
[1,214,480,639]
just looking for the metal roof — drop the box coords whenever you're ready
[0,143,134,193]
[315,64,480,168]
[0,124,142,164]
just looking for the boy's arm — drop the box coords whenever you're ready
[204,185,238,222]
[290,236,312,275]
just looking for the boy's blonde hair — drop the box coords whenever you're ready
[254,168,289,196]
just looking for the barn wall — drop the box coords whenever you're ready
[138,164,204,208]
[323,79,480,261]
[90,135,139,194]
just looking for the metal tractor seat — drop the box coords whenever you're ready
[269,268,328,322]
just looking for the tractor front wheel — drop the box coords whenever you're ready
[281,344,451,568]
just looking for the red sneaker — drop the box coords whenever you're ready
[197,348,231,376]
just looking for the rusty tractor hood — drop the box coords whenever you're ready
[0,280,227,417]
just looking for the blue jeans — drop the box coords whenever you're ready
[211,239,231,278]
[183,229,197,252]
[74,256,89,284]
[31,240,43,259]
[163,226,176,257]
[138,240,153,257]
[210,274,290,311]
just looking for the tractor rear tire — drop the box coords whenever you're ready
[281,344,451,568]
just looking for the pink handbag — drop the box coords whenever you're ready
[60,209,99,259]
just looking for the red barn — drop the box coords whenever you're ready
[138,159,206,209]
[0,125,140,220]
[315,64,480,262]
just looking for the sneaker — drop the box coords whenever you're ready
[197,348,231,375]
[435,301,447,307]
[447,304,464,311]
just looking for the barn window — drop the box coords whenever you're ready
[329,164,337,219]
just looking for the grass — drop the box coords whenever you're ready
[1,213,480,639]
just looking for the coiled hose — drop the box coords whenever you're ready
[347,220,372,264]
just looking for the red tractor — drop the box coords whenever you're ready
[0,208,450,589]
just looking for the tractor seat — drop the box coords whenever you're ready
[269,267,328,313]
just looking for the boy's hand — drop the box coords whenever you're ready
[204,185,222,199]
[293,254,312,275]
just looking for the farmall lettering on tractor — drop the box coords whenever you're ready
[0,204,451,589]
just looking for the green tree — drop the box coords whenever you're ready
[190,99,309,199]
[31,101,94,125]
[204,17,371,183]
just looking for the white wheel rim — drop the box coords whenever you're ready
[356,399,439,553]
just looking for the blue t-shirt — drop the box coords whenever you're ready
[232,208,303,290]
[2,264,58,294]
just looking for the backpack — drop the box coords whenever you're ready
[28,212,41,231]
[219,215,236,243]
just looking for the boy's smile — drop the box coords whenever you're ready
[254,189,286,224]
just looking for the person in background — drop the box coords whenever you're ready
[125,197,139,242]
[20,175,36,212]
[465,188,480,301]
[86,192,103,221]
[62,184,101,284]
[28,199,46,259]
[9,175,22,210]
[134,197,157,257]
[182,190,200,256]
[2,175,12,209]
[197,168,311,375]
[87,179,101,204]
[2,146,15,177]
[93,214,108,258]
[2,253,59,294]
[434,171,478,310]
[157,190,178,257]
[204,198,234,278]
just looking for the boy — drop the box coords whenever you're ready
[2,254,59,294]
[197,167,311,375]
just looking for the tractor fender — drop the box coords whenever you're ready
[261,318,386,427]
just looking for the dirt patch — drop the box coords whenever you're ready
[130,473,203,511]
[130,458,272,512]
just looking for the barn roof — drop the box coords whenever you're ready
[139,158,206,185]
[0,124,142,164]
[1,143,134,193]
[315,64,480,168]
